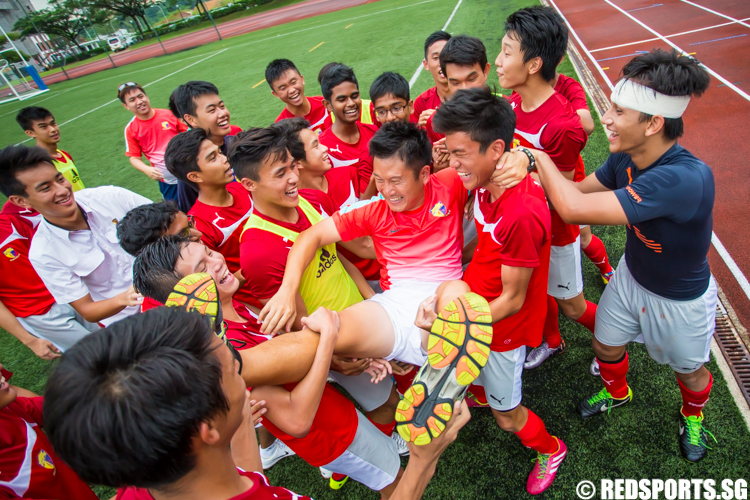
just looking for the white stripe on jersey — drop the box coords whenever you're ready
[0,421,37,496]
[124,116,137,154]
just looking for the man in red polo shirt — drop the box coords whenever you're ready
[269,59,332,134]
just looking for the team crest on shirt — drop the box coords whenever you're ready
[37,450,55,470]
[3,248,19,261]
[430,201,448,218]
[161,121,171,130]
[511,138,520,149]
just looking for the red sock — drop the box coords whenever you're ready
[599,353,629,399]
[575,300,597,334]
[543,295,562,349]
[678,372,713,418]
[368,415,396,436]
[393,370,417,395]
[332,473,347,481]
[514,409,558,455]
[583,235,613,275]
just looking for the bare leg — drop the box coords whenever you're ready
[580,225,593,250]
[368,385,401,425]
[334,301,396,359]
[556,292,587,321]
[675,365,711,392]
[257,426,276,449]
[379,468,404,500]
[492,404,528,433]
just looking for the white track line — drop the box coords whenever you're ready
[679,0,750,29]
[408,0,463,88]
[712,233,750,299]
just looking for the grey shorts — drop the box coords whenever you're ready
[548,236,584,300]
[17,302,100,351]
[323,411,400,491]
[595,256,717,374]
[328,371,393,412]
[474,347,526,412]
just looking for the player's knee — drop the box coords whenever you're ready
[558,299,585,319]
[491,406,522,432]
[435,280,470,308]
[592,337,625,361]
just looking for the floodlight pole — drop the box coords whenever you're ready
[197,0,221,40]
[142,16,168,55]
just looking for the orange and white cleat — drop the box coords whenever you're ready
[395,292,493,445]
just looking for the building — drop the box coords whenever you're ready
[0,0,43,56]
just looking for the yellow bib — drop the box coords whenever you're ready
[242,196,362,313]
[330,99,374,125]
[52,151,84,192]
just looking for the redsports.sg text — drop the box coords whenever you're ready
[575,479,748,499]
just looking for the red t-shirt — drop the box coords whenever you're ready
[555,75,589,182]
[239,190,337,301]
[124,108,188,184]
[224,300,270,350]
[508,92,587,246]
[319,122,378,194]
[260,383,358,467]
[189,183,258,307]
[140,296,161,312]
[332,168,466,290]
[116,468,311,500]
[0,397,98,500]
[412,86,443,121]
[463,177,552,352]
[275,96,332,134]
[0,203,55,318]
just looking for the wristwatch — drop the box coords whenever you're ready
[516,147,536,173]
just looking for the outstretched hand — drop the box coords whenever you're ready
[258,288,297,334]
[490,150,529,189]
[364,358,393,384]
[414,294,438,331]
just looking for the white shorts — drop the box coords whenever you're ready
[595,256,717,374]
[548,236,584,300]
[17,302,100,351]
[367,280,441,366]
[329,371,393,412]
[474,347,525,411]
[323,411,400,491]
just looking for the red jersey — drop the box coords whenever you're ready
[275,96,332,134]
[554,75,589,182]
[508,92,587,246]
[124,108,188,184]
[412,86,443,121]
[332,168,466,290]
[0,203,54,318]
[239,190,337,300]
[261,383,358,467]
[319,122,378,194]
[0,397,98,500]
[116,468,311,500]
[463,177,551,352]
[424,112,445,144]
[189,183,257,307]
[140,296,161,312]
[224,300,270,350]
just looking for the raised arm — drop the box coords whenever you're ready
[70,288,142,324]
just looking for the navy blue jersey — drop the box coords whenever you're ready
[595,144,714,300]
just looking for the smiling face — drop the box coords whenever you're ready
[423,40,449,85]
[121,88,152,118]
[445,62,490,92]
[445,131,503,191]
[243,150,299,210]
[186,94,232,139]
[166,211,204,241]
[174,242,239,299]
[10,162,76,219]
[372,156,430,213]
[0,364,17,410]
[25,115,60,147]
[271,69,306,108]
[372,94,413,125]
[601,102,650,155]
[325,81,361,124]
[298,128,331,174]
[188,139,234,188]
[495,34,534,90]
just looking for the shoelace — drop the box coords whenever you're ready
[685,416,717,448]
[531,453,551,479]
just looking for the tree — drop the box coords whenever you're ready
[14,5,87,54]
[79,0,154,37]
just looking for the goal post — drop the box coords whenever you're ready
[0,58,50,105]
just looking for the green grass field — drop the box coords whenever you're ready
[1,0,748,498]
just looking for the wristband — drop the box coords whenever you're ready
[517,147,536,173]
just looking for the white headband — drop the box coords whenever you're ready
[610,79,691,119]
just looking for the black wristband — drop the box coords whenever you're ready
[518,147,536,173]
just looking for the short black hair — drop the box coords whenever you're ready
[227,127,289,182]
[16,106,53,131]
[424,30,452,58]
[321,64,358,102]
[168,88,181,119]
[439,35,488,77]
[117,201,182,256]
[433,87,516,153]
[273,117,310,163]
[370,72,410,105]
[43,307,229,489]
[117,82,146,103]
[133,235,189,303]
[265,59,300,89]
[165,129,209,191]
[0,145,55,197]
[318,62,343,85]
[173,81,220,119]
[621,49,710,140]
[369,121,432,180]
[504,6,568,83]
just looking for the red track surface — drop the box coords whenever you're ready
[551,0,750,328]
[42,0,379,85]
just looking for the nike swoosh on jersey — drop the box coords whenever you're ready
[21,213,43,228]
[0,222,28,249]
[213,204,254,246]
[309,108,329,130]
[515,124,547,150]
[473,191,502,246]
[329,156,359,169]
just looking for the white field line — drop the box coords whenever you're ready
[679,0,750,29]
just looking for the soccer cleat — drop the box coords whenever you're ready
[395,293,493,445]
[527,437,567,495]
[589,357,600,377]
[679,412,716,463]
[392,431,410,456]
[466,392,490,408]
[602,270,614,284]
[329,473,349,490]
[577,386,633,418]
[260,439,295,469]
[524,340,566,370]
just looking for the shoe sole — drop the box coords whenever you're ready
[329,476,349,490]
[395,293,493,445]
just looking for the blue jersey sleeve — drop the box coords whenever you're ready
[594,154,624,190]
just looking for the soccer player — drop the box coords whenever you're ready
[318,62,376,126]
[268,59,333,133]
[165,128,259,309]
[171,80,243,213]
[116,200,203,256]
[0,144,147,327]
[0,200,98,357]
[120,81,187,201]
[493,7,597,370]
[319,64,378,195]
[494,49,714,462]
[412,31,452,126]
[0,365,98,500]
[16,106,85,192]
[427,87,565,495]
[370,72,414,126]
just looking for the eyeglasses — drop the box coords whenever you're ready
[118,81,138,92]
[374,104,407,119]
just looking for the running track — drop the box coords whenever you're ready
[549,0,750,330]
[41,0,380,85]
